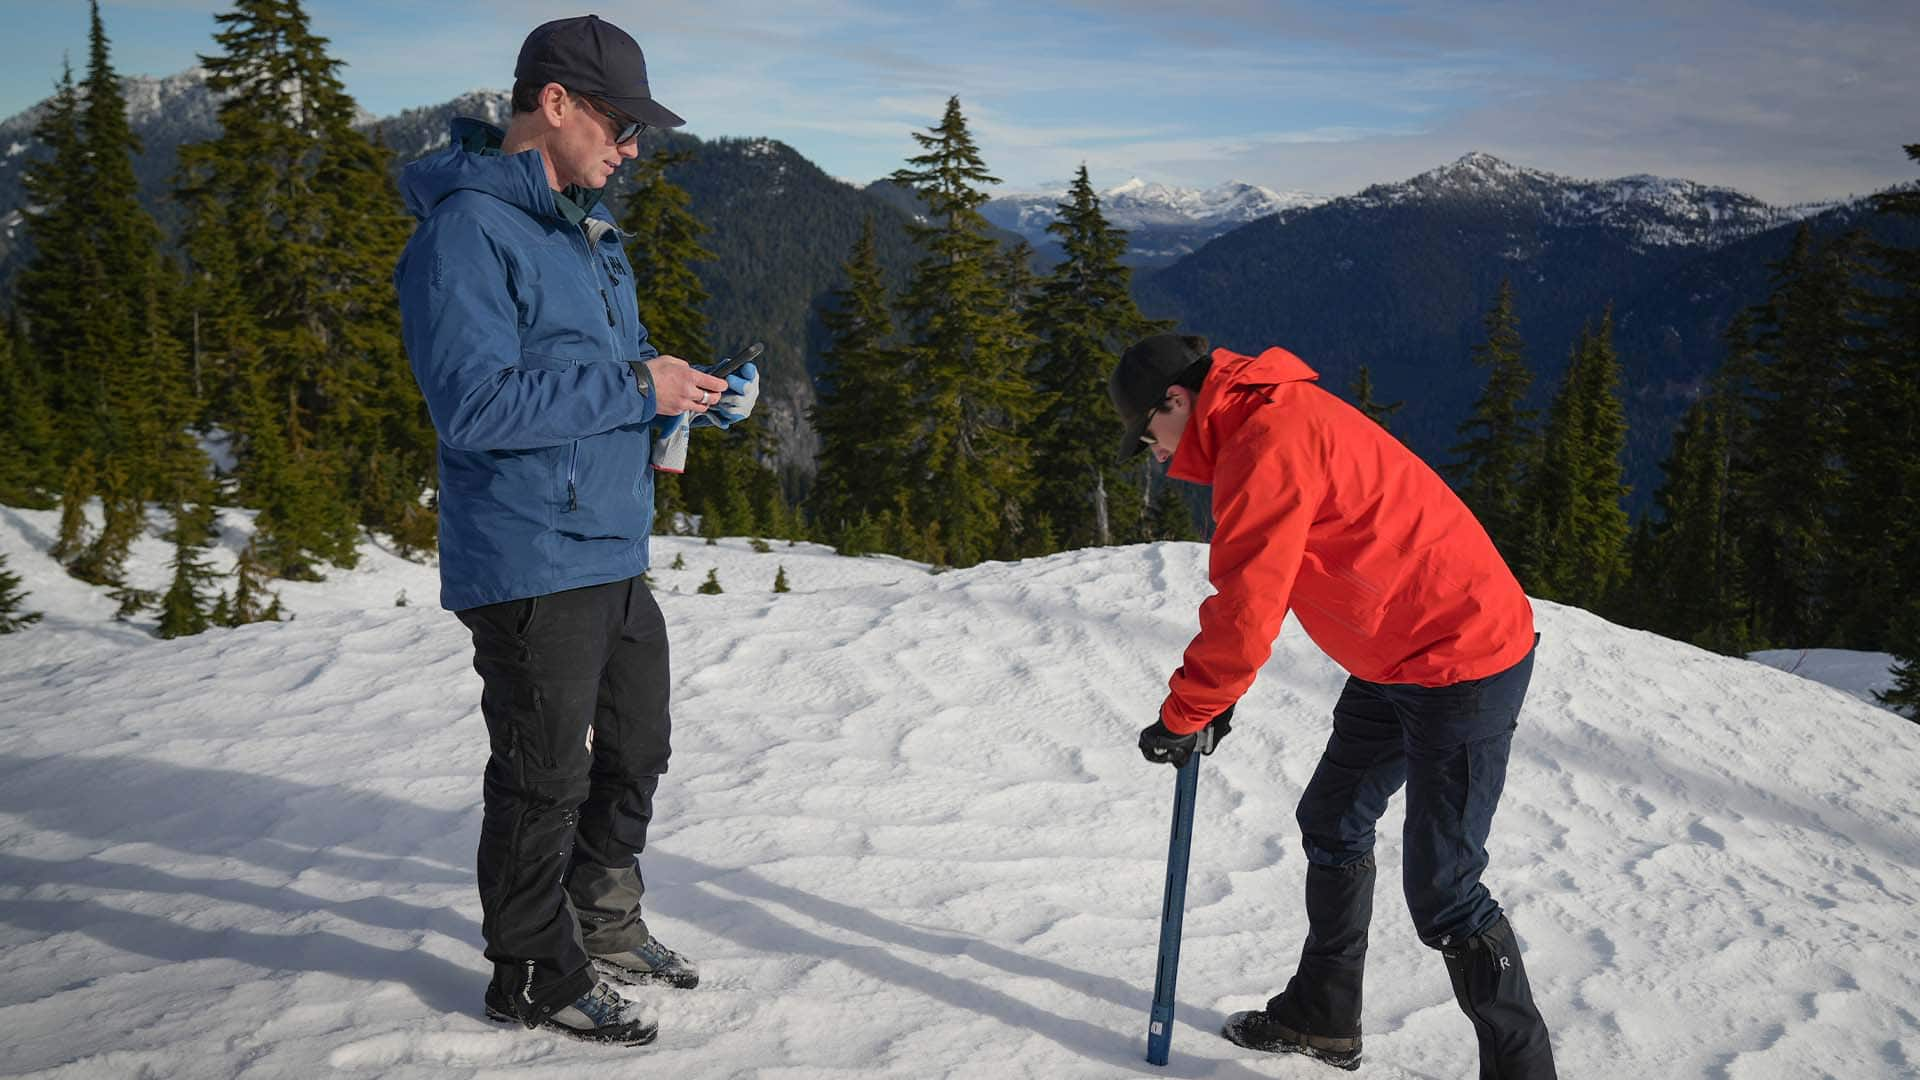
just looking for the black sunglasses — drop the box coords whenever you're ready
[1139,395,1174,446]
[576,92,648,146]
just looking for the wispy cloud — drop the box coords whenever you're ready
[2,0,1912,203]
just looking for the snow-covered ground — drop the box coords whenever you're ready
[2,503,1917,1078]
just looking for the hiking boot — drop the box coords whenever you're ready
[590,936,701,989]
[1222,1009,1362,1071]
[485,980,658,1045]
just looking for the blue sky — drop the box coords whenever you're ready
[2,0,1915,204]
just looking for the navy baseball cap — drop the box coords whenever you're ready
[516,14,685,129]
[1109,333,1209,463]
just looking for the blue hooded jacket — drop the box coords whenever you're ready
[395,119,661,611]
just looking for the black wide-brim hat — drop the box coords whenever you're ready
[517,14,686,129]
[1109,333,1210,464]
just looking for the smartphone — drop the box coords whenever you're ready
[709,342,764,380]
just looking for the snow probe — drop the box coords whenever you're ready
[1146,750,1201,1066]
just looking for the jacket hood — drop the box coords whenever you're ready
[399,118,561,222]
[1206,345,1319,390]
[1167,346,1319,484]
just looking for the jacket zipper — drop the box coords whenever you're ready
[566,441,579,512]
[566,220,620,516]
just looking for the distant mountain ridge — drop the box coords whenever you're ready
[1350,151,1837,249]
[1131,153,1907,512]
[0,70,222,262]
[983,177,1327,265]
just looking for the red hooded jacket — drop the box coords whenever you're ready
[1158,347,1535,735]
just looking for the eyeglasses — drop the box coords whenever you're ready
[576,92,648,146]
[1139,396,1173,446]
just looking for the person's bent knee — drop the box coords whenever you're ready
[1301,835,1375,869]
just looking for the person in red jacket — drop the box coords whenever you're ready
[1113,333,1556,1078]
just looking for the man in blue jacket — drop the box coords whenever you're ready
[394,14,757,1046]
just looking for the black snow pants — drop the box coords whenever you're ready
[455,575,671,1024]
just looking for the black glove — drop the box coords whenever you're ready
[1138,706,1234,767]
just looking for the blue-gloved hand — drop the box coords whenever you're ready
[693,361,759,429]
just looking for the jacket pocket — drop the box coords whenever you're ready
[556,426,650,538]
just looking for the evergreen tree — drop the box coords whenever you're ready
[1024,166,1169,551]
[773,565,790,593]
[179,0,421,577]
[67,458,145,588]
[128,269,208,510]
[227,537,282,625]
[231,340,356,579]
[621,147,784,539]
[19,8,199,506]
[623,147,717,365]
[810,218,914,542]
[889,97,1036,566]
[15,59,90,436]
[0,553,43,634]
[621,145,707,539]
[1837,144,1920,651]
[1575,308,1633,612]
[0,322,59,508]
[1138,472,1200,543]
[1348,365,1404,429]
[51,454,95,564]
[1878,602,1920,721]
[1448,279,1537,557]
[834,510,885,558]
[1734,226,1859,646]
[993,240,1040,321]
[1515,313,1630,608]
[698,568,723,594]
[157,501,220,639]
[1638,385,1751,653]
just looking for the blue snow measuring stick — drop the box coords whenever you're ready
[1146,751,1201,1066]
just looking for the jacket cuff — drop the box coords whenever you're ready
[626,359,658,422]
[1159,695,1211,736]
[627,359,655,399]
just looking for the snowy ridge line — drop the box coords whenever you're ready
[1341,151,1846,249]
[1,503,1917,1078]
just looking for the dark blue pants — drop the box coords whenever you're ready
[1296,643,1534,947]
[1276,643,1553,1076]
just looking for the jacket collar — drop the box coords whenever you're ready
[399,117,606,225]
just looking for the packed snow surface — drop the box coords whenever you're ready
[1,503,1916,1078]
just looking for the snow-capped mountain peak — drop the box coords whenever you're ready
[1352,151,1837,248]
[981,176,1330,264]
